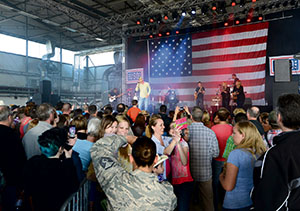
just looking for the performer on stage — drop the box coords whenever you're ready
[108,88,120,110]
[135,77,151,111]
[232,80,245,108]
[232,74,239,86]
[194,81,205,110]
[221,82,230,109]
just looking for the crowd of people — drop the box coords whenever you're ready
[0,93,300,211]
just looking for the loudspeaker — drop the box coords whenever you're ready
[40,80,51,103]
[50,94,60,106]
[274,59,291,82]
[272,81,298,108]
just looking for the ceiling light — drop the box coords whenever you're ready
[191,8,196,15]
[181,10,186,16]
[95,37,105,42]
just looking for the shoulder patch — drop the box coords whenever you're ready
[100,157,114,170]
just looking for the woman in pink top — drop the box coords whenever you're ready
[166,107,193,211]
[211,108,233,210]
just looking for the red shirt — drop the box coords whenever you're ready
[127,106,141,122]
[211,124,233,162]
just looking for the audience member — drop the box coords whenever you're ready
[252,94,300,210]
[127,100,141,123]
[22,103,55,159]
[90,135,177,210]
[259,112,271,133]
[202,110,212,128]
[0,105,26,211]
[98,115,118,138]
[86,117,101,142]
[24,127,79,211]
[220,121,266,210]
[246,106,264,135]
[211,108,233,210]
[265,110,282,147]
[158,105,172,133]
[88,105,98,118]
[188,106,219,211]
[62,103,72,115]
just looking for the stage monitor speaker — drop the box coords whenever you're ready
[40,80,51,103]
[274,59,291,82]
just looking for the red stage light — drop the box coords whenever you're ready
[137,20,141,25]
[258,16,263,21]
[247,18,251,22]
[158,33,162,37]
[235,20,240,24]
[231,2,236,6]
[164,15,168,20]
[212,6,217,11]
[252,0,256,2]
[149,35,153,38]
[176,30,179,34]
[150,18,154,23]
[224,22,229,26]
[166,32,170,36]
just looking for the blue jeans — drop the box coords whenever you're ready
[173,182,193,211]
[212,160,225,211]
[223,205,252,211]
[138,97,149,111]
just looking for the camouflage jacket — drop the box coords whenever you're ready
[90,135,177,211]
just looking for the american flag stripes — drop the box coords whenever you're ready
[149,22,269,107]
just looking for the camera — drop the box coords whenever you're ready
[180,106,184,111]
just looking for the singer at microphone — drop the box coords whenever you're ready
[135,77,151,111]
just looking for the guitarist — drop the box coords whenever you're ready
[108,88,120,109]
[194,81,205,110]
[232,80,245,108]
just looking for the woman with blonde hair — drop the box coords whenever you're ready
[219,121,266,210]
[202,110,212,128]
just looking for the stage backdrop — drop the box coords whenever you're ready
[128,22,269,107]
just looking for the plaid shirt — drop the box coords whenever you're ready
[188,122,219,182]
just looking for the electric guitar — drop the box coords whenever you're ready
[109,93,125,103]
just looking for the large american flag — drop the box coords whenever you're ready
[149,22,269,107]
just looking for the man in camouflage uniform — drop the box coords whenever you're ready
[90,135,177,210]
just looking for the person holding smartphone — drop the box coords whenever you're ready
[23,127,79,211]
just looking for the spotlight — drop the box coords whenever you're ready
[247,18,251,23]
[191,8,196,15]
[224,22,229,26]
[136,20,141,25]
[235,19,240,24]
[176,30,180,34]
[149,34,153,38]
[181,10,186,16]
[231,1,236,7]
[158,33,162,37]
[166,32,170,36]
[252,0,256,2]
[212,3,217,11]
[164,14,168,20]
[258,16,263,21]
[149,18,154,23]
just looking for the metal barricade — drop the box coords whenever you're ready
[60,178,90,211]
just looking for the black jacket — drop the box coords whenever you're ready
[252,130,300,211]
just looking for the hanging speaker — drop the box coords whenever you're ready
[274,59,292,82]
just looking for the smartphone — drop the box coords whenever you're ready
[69,125,76,138]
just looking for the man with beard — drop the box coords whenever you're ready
[22,103,55,159]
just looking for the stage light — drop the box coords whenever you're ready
[235,19,240,24]
[164,14,168,20]
[166,32,170,36]
[191,8,196,15]
[176,30,180,34]
[258,14,263,21]
[231,1,236,7]
[149,18,154,23]
[181,10,186,16]
[158,33,162,37]
[212,3,217,11]
[252,0,256,2]
[136,20,141,25]
[247,18,251,23]
[149,34,153,38]
[224,22,229,26]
